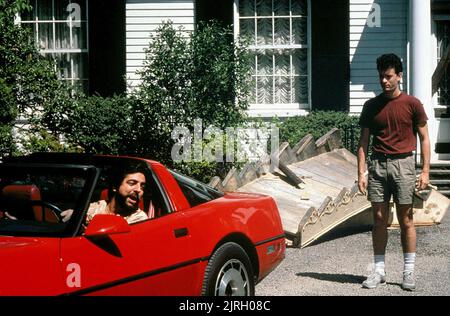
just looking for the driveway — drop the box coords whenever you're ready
[256,210,450,296]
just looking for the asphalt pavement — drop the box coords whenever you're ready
[256,209,450,296]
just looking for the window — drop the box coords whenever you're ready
[20,0,89,93]
[436,19,450,106]
[235,0,309,112]
[0,164,96,237]
[170,171,224,207]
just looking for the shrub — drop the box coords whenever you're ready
[47,94,134,154]
[279,111,360,153]
[0,0,72,157]
[132,21,251,169]
[173,160,219,185]
[22,128,77,153]
[189,21,251,129]
[37,20,252,183]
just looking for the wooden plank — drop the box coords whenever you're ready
[288,165,347,190]
[272,142,296,165]
[313,153,358,178]
[290,159,356,189]
[238,177,309,234]
[300,178,342,198]
[255,153,272,176]
[315,128,342,153]
[240,176,340,227]
[208,176,224,192]
[292,134,318,161]
[222,168,241,192]
[278,162,305,189]
[334,148,358,165]
[298,153,357,180]
[238,163,258,186]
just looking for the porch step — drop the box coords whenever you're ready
[425,169,450,175]
[429,179,450,185]
[417,163,450,198]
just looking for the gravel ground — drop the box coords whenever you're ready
[256,210,450,296]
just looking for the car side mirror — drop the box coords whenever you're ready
[85,214,131,237]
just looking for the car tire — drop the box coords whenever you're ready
[201,242,255,296]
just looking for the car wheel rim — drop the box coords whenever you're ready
[215,259,250,296]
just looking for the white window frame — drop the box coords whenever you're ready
[234,0,311,117]
[19,0,89,92]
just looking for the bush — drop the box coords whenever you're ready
[0,77,17,157]
[132,20,251,171]
[43,93,135,154]
[279,111,360,153]
[38,20,252,182]
[189,21,251,129]
[173,160,219,185]
[0,0,72,157]
[23,128,78,153]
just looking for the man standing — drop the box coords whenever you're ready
[357,53,430,291]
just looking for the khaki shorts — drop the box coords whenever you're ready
[368,154,416,205]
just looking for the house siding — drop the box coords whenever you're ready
[349,0,408,114]
[125,0,195,88]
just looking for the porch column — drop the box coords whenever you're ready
[409,0,436,161]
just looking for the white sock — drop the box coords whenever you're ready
[374,255,385,275]
[403,253,416,275]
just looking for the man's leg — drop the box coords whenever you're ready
[362,201,390,289]
[396,203,416,290]
[395,203,416,253]
[372,201,391,255]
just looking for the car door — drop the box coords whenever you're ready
[60,210,204,295]
[0,236,63,295]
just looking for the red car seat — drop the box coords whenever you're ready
[1,184,58,222]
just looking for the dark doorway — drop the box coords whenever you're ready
[88,0,126,96]
[311,0,349,111]
[196,0,233,26]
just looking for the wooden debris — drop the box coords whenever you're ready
[208,176,224,192]
[207,128,448,249]
[222,167,242,192]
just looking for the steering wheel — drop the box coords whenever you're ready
[30,200,63,222]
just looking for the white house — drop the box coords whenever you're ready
[19,0,450,163]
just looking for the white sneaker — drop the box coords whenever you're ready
[362,271,386,289]
[402,271,415,291]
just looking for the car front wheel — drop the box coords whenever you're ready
[201,242,255,296]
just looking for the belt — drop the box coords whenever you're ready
[371,152,413,160]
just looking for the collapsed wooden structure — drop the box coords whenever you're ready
[208,128,450,248]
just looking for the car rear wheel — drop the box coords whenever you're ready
[201,242,255,296]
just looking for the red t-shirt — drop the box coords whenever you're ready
[359,93,428,154]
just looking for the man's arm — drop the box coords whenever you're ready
[357,127,370,194]
[416,122,430,190]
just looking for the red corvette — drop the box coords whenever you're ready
[0,153,285,296]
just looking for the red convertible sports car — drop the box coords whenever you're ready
[0,153,285,296]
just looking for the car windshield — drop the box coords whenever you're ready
[0,163,98,237]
